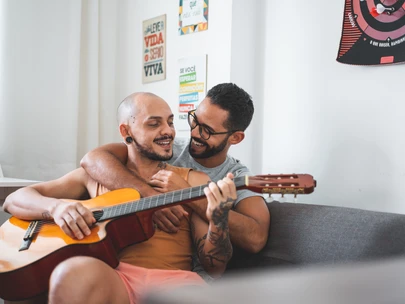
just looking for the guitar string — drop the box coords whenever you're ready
[29,187,204,234]
[25,177,311,235]
[28,188,205,234]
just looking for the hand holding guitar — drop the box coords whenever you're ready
[152,205,189,233]
[149,169,192,233]
[50,200,96,239]
[204,173,237,223]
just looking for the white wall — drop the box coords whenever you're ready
[0,0,83,181]
[260,0,405,214]
[0,0,235,182]
[127,0,234,139]
[228,0,264,174]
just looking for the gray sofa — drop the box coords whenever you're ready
[226,201,405,272]
[2,202,405,304]
[144,202,405,304]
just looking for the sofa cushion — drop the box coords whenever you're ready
[227,202,405,272]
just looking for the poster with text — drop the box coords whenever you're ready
[143,14,166,83]
[179,0,209,35]
[337,0,405,65]
[178,55,207,130]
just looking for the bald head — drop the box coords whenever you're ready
[117,92,162,125]
[117,92,175,161]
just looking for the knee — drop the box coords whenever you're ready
[49,256,98,303]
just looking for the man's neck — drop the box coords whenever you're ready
[126,151,165,181]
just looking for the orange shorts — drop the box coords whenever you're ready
[115,262,206,304]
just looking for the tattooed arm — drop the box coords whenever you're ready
[3,168,95,239]
[191,173,236,278]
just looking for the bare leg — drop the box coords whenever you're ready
[48,256,130,304]
[4,293,47,304]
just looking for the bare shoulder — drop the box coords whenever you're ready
[188,170,210,186]
[106,142,128,155]
[62,167,90,184]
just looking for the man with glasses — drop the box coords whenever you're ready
[80,83,270,271]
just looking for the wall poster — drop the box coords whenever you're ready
[177,55,207,130]
[179,0,209,35]
[143,14,166,83]
[337,0,405,65]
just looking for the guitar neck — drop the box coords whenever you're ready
[95,173,316,222]
[97,176,247,221]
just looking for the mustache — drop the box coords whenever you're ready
[154,135,173,142]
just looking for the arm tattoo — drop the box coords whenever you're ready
[42,211,52,220]
[204,228,233,267]
[193,216,233,270]
[211,199,233,229]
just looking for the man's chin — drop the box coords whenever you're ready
[160,153,173,161]
[189,149,210,159]
[149,152,173,161]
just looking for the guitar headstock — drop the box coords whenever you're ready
[239,174,316,195]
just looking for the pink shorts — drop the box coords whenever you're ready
[115,262,206,304]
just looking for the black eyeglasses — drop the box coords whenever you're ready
[187,110,238,140]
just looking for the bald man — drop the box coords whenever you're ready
[4,92,237,304]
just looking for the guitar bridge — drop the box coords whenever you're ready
[19,220,39,251]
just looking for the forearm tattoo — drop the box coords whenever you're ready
[42,211,52,220]
[211,198,233,229]
[193,214,233,269]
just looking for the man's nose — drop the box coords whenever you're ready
[162,122,174,136]
[190,125,201,138]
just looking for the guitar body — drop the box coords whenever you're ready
[0,188,156,301]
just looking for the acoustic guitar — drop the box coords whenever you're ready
[0,174,316,301]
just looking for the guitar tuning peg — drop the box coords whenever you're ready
[265,194,273,203]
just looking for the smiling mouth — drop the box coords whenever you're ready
[191,138,206,148]
[155,137,173,147]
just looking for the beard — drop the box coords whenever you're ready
[133,137,173,161]
[188,135,229,159]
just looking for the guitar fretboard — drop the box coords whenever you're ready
[96,176,246,221]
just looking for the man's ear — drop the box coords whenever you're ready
[228,131,245,145]
[119,124,130,139]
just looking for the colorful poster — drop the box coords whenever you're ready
[337,0,405,66]
[179,0,209,35]
[143,14,166,83]
[178,55,207,130]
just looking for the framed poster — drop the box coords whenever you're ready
[177,55,207,130]
[143,14,166,83]
[179,0,209,35]
[337,0,405,65]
